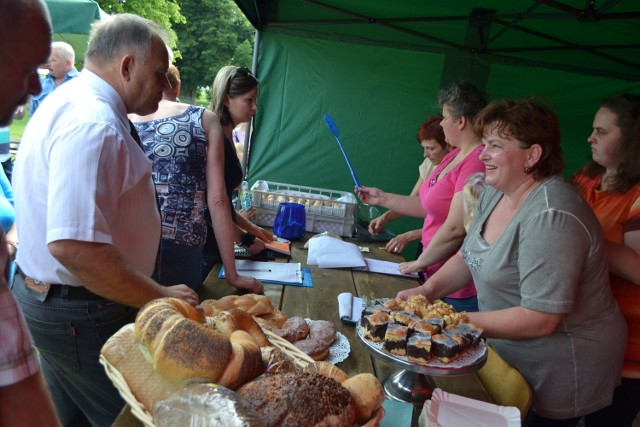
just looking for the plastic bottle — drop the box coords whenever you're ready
[240,181,253,218]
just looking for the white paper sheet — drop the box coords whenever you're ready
[361,258,420,278]
[308,236,419,279]
[307,236,367,268]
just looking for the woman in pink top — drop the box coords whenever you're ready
[358,82,487,312]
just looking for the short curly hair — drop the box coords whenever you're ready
[438,81,488,121]
[473,98,565,180]
[416,115,446,148]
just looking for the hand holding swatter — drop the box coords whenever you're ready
[323,113,362,191]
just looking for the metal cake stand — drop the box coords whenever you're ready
[356,324,487,426]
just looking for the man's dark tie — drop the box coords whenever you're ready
[128,120,143,149]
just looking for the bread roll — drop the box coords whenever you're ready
[237,372,355,426]
[260,309,288,328]
[133,298,264,389]
[341,373,385,422]
[134,298,232,383]
[213,309,270,347]
[302,361,349,384]
[200,295,275,317]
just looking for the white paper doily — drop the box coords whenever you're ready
[305,318,350,364]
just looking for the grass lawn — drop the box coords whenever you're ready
[9,111,31,141]
[9,95,209,142]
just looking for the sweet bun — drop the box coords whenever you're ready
[236,372,355,426]
[293,319,336,361]
[275,316,310,342]
[341,373,385,422]
[153,384,265,427]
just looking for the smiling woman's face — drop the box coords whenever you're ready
[480,125,532,193]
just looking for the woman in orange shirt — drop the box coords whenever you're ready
[572,93,640,426]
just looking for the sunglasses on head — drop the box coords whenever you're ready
[227,67,255,93]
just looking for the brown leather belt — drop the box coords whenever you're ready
[19,270,102,301]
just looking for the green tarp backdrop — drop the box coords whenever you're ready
[234,0,640,238]
[45,0,105,64]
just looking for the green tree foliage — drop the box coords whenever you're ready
[174,0,255,100]
[97,0,185,51]
[96,0,254,101]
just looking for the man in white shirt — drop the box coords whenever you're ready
[12,13,198,426]
[0,1,61,426]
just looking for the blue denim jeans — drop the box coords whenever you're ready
[12,273,137,427]
[158,239,204,292]
[442,296,479,313]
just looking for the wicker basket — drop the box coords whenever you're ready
[100,355,155,427]
[101,327,384,427]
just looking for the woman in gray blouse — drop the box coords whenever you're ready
[398,99,627,426]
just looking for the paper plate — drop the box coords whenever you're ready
[428,388,520,427]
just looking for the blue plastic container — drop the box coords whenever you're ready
[273,202,306,240]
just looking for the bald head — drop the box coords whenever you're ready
[0,0,51,125]
[84,13,171,115]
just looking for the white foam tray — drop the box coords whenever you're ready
[420,388,520,427]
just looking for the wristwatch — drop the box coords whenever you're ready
[240,232,256,248]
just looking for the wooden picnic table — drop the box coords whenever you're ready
[113,231,491,426]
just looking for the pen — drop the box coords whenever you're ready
[238,268,272,272]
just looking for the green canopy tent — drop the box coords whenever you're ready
[45,0,106,65]
[232,0,640,237]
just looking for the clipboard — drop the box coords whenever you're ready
[219,260,313,287]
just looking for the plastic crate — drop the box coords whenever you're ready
[251,180,357,237]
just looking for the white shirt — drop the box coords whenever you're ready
[13,70,161,285]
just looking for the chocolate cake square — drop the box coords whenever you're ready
[392,310,421,326]
[445,323,483,347]
[407,332,432,364]
[383,323,409,356]
[431,333,465,363]
[362,311,391,342]
[408,319,440,335]
[425,317,445,333]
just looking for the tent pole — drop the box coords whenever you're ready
[242,29,261,180]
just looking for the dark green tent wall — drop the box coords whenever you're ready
[236,0,640,237]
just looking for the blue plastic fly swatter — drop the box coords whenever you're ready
[323,113,362,191]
